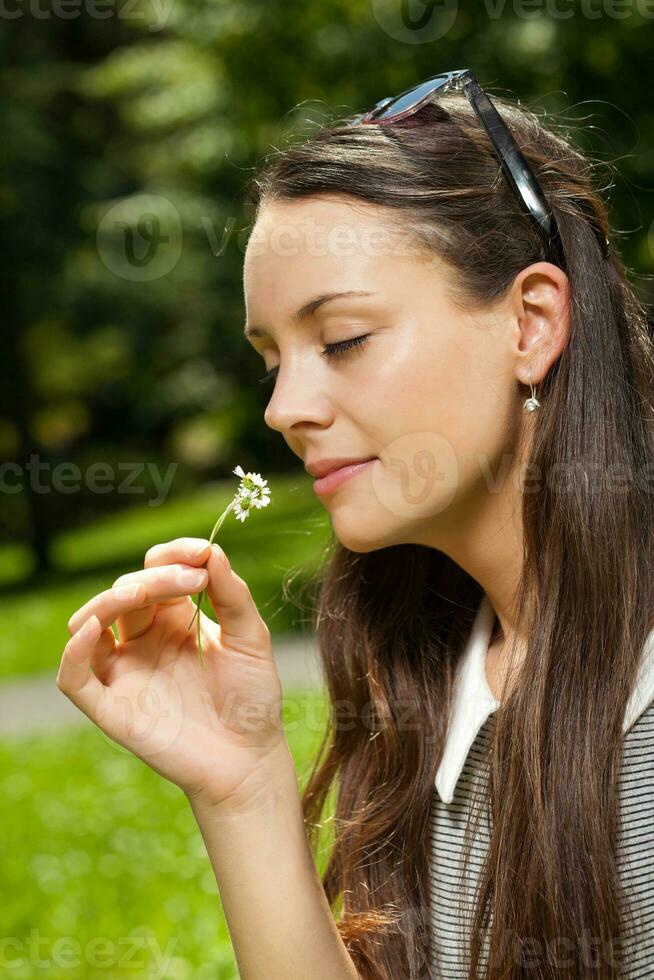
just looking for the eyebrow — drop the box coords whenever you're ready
[243,290,377,339]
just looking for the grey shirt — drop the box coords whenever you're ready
[430,593,654,978]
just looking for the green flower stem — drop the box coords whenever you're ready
[187,499,236,670]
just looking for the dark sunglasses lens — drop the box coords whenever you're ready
[371,75,452,121]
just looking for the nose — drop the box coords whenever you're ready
[263,361,333,434]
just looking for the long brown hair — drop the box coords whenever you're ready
[243,90,654,979]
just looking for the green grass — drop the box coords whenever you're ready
[0,474,332,680]
[0,687,334,980]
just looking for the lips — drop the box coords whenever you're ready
[311,458,377,496]
[305,456,377,479]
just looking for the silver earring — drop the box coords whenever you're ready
[523,366,541,412]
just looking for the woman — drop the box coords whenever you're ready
[57,72,654,979]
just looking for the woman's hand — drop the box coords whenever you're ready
[57,538,290,813]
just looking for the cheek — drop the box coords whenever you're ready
[365,342,513,492]
[364,340,476,441]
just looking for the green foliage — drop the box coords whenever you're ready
[2,0,653,571]
[0,688,332,979]
[0,473,331,680]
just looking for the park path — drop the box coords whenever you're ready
[0,632,322,737]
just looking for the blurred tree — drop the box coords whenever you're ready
[1,0,652,577]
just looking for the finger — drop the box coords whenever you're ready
[113,565,209,643]
[90,627,118,684]
[139,540,212,641]
[144,537,212,570]
[66,564,209,640]
[117,610,155,644]
[57,614,107,720]
[204,544,272,655]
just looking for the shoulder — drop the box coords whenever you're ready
[622,694,654,762]
[617,697,654,856]
[620,696,654,789]
[617,696,654,878]
[616,700,654,972]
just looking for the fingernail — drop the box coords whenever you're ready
[183,540,209,559]
[177,568,206,588]
[114,583,142,599]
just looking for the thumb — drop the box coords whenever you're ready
[203,544,272,656]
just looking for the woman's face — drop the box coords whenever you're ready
[242,193,530,554]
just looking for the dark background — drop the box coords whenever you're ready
[2,0,652,581]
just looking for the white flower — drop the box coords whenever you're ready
[232,488,253,523]
[231,465,271,520]
[189,464,273,666]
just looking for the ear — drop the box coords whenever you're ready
[508,262,571,386]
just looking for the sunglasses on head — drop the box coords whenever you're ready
[346,69,611,272]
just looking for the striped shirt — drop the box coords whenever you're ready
[429,592,654,978]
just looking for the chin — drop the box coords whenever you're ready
[336,537,380,555]
[329,514,402,554]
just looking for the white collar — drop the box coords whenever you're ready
[435,591,654,804]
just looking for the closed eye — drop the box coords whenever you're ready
[256,334,371,385]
